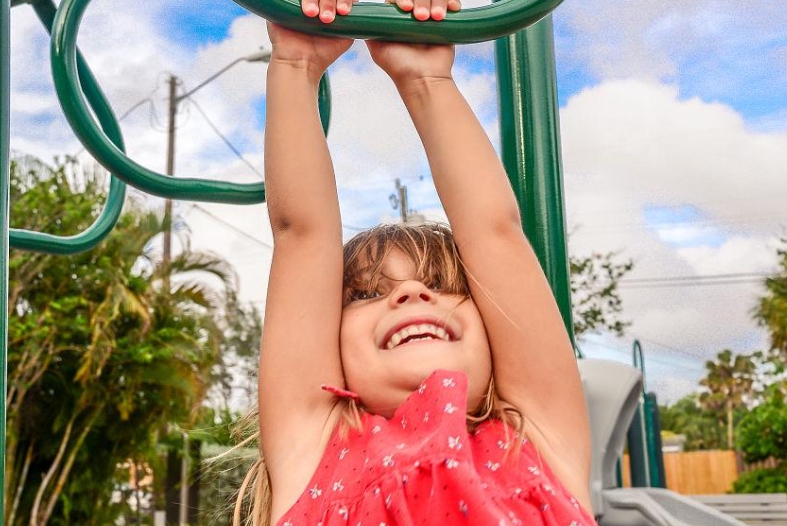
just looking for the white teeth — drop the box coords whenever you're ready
[384,323,451,350]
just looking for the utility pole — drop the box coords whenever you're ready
[390,178,426,224]
[163,74,177,294]
[160,49,271,297]
[158,49,271,526]
[391,178,409,223]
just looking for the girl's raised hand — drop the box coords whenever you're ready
[366,40,455,87]
[302,0,359,24]
[385,0,462,21]
[268,23,353,78]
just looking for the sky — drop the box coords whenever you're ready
[7,0,787,406]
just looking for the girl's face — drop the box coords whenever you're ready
[340,248,492,418]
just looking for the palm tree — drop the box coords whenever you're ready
[698,350,757,450]
[755,241,787,357]
[6,157,240,526]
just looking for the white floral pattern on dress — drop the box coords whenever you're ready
[332,479,344,492]
[338,448,349,460]
[448,436,462,450]
[442,377,456,388]
[309,485,322,499]
[485,461,500,471]
[444,403,458,414]
[382,454,395,467]
[445,458,459,469]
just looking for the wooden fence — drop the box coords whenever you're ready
[621,450,748,494]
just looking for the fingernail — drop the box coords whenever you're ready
[414,6,429,20]
[304,3,319,16]
[431,6,445,19]
[337,2,349,14]
[400,0,413,9]
[320,9,335,22]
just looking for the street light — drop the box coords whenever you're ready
[157,48,270,526]
[162,48,271,293]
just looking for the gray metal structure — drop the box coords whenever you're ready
[578,359,747,526]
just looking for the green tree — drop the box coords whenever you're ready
[734,386,787,493]
[5,156,240,526]
[659,395,726,451]
[698,349,758,450]
[570,249,634,338]
[756,239,787,357]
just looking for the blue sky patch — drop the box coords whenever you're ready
[157,0,247,47]
[643,204,726,248]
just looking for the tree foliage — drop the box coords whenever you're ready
[5,156,245,526]
[737,386,787,463]
[698,349,758,450]
[659,395,727,451]
[569,249,634,338]
[756,239,787,357]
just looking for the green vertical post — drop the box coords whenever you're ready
[1,0,11,518]
[494,14,577,350]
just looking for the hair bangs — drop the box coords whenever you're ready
[342,223,469,304]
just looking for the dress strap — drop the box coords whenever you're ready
[321,384,360,401]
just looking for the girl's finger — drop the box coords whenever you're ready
[336,0,351,15]
[302,0,319,17]
[430,0,449,20]
[412,0,430,21]
[447,0,461,12]
[318,0,337,22]
[397,0,415,12]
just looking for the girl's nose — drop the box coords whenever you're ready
[389,280,436,307]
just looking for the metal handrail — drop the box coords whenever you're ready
[9,0,127,255]
[234,0,564,44]
[50,0,265,204]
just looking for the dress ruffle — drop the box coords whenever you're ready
[278,370,597,526]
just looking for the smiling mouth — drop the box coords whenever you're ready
[383,323,453,350]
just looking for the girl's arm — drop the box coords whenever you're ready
[260,24,351,518]
[367,40,592,506]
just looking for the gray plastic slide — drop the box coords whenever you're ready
[578,359,746,526]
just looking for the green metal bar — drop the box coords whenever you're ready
[235,0,564,44]
[627,400,651,487]
[9,0,127,255]
[1,0,11,518]
[50,0,266,204]
[632,338,646,391]
[645,392,666,488]
[494,15,577,349]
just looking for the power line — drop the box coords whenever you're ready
[188,204,272,249]
[187,99,265,181]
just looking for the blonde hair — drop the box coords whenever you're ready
[232,223,523,526]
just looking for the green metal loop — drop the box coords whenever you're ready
[632,339,645,393]
[235,0,564,44]
[50,0,266,204]
[9,0,127,255]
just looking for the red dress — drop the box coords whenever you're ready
[277,370,597,526]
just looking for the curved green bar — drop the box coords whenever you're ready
[632,339,645,391]
[9,0,126,255]
[51,0,266,204]
[234,0,564,44]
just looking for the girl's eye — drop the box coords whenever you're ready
[348,290,382,302]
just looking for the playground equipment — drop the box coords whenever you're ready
[628,339,667,488]
[0,0,746,523]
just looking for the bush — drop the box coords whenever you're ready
[733,467,787,494]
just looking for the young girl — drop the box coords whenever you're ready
[241,2,596,523]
